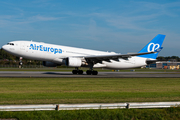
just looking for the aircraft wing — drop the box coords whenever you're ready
[83,51,158,63]
[83,47,163,63]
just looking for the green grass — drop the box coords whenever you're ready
[0,78,179,104]
[0,107,180,120]
[0,77,180,119]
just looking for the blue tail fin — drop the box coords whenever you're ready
[138,34,166,59]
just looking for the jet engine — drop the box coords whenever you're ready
[42,61,57,67]
[65,57,82,67]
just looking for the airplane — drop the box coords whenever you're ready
[2,34,165,75]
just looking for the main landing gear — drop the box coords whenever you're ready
[72,68,83,74]
[86,63,98,75]
[72,68,98,75]
[86,70,98,75]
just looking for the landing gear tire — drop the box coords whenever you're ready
[19,62,23,65]
[72,70,78,74]
[72,70,83,74]
[86,70,98,75]
[92,71,98,75]
[78,70,83,74]
[86,70,92,75]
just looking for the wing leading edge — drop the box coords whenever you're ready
[83,50,159,63]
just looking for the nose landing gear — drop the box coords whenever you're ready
[19,57,23,68]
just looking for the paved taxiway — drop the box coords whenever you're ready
[0,71,180,78]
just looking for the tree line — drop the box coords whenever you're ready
[0,48,41,65]
[156,56,180,62]
[0,48,180,65]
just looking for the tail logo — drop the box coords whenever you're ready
[147,43,160,52]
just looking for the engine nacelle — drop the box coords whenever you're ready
[66,57,82,67]
[42,61,57,67]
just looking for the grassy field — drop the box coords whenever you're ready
[0,78,179,104]
[0,107,180,120]
[0,77,180,119]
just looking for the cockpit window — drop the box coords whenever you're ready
[7,43,14,46]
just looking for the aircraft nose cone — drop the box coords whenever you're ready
[2,45,5,49]
[2,45,7,50]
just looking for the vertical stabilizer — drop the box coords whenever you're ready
[138,34,165,59]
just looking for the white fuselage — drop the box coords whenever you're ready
[2,41,148,69]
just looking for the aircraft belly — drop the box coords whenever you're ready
[103,57,147,69]
[105,62,135,69]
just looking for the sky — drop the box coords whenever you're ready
[0,0,180,56]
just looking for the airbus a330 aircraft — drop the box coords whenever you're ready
[2,34,165,75]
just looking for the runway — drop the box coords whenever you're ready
[0,71,180,78]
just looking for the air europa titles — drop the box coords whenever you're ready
[29,44,62,54]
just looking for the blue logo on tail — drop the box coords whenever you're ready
[138,34,166,59]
